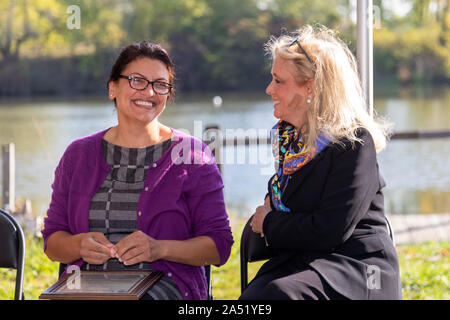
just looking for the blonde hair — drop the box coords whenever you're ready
[265,24,392,152]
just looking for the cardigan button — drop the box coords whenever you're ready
[138,211,142,216]
[144,187,149,191]
[152,163,157,168]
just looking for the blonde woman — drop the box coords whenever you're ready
[240,25,401,300]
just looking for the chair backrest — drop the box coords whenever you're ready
[240,215,273,293]
[385,215,395,245]
[204,265,213,300]
[59,263,213,300]
[0,209,26,300]
[240,219,250,293]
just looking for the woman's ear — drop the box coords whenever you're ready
[108,81,116,100]
[306,79,315,94]
[305,80,316,101]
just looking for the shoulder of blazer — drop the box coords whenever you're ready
[329,127,374,156]
[278,128,376,202]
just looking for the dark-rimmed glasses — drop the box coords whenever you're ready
[118,75,173,95]
[288,36,316,70]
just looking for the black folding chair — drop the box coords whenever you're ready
[58,263,213,300]
[385,215,395,244]
[240,215,274,293]
[205,265,213,300]
[0,209,26,300]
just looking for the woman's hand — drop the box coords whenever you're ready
[79,232,115,265]
[251,196,272,235]
[113,231,164,266]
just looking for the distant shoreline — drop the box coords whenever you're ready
[1,84,450,103]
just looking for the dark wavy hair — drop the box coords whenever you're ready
[108,41,175,100]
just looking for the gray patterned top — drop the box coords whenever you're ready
[84,138,173,271]
[83,138,183,299]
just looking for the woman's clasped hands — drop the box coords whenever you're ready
[251,196,272,237]
[79,231,162,266]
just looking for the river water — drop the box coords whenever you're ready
[0,87,449,217]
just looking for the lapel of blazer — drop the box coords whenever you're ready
[281,147,329,203]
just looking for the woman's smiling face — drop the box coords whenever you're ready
[109,57,170,125]
[266,56,312,129]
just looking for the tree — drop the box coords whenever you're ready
[0,0,41,62]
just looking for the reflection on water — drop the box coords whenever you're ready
[378,138,450,215]
[374,87,450,131]
[0,89,449,217]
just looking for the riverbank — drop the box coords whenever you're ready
[389,213,450,245]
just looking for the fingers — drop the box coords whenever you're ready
[119,247,145,266]
[80,231,156,266]
[91,233,114,256]
[80,248,111,265]
[252,205,269,234]
[115,244,139,264]
[113,232,139,258]
[121,252,147,266]
[113,231,154,265]
[251,211,261,233]
[264,195,271,208]
[79,232,115,264]
[92,232,114,248]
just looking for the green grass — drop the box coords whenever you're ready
[396,242,449,300]
[0,236,59,300]
[210,219,266,300]
[1,220,448,300]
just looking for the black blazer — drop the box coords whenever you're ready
[260,128,402,299]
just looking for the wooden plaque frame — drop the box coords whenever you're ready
[39,270,163,300]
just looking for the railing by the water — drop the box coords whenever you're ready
[204,126,450,148]
[2,127,450,216]
[390,129,450,140]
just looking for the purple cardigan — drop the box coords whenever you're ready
[42,128,234,300]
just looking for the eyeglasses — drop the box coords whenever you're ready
[288,36,316,70]
[118,75,173,95]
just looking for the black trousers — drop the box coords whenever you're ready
[239,263,347,300]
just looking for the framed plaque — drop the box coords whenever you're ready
[39,270,163,300]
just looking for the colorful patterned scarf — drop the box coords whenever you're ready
[270,121,329,212]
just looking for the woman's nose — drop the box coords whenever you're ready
[144,84,156,96]
[266,80,273,95]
